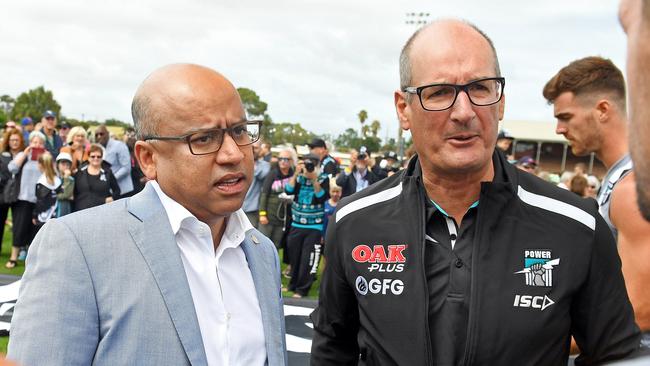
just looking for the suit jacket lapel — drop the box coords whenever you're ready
[127,185,208,366]
[241,232,286,366]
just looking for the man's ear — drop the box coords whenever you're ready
[595,99,612,123]
[134,141,157,180]
[395,90,412,131]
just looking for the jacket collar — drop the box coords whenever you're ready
[127,184,209,366]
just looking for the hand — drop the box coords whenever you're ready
[63,169,72,178]
[23,146,32,155]
[105,197,114,203]
[32,218,37,225]
[294,162,305,177]
[531,263,547,286]
[259,216,269,225]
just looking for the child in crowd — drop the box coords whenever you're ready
[33,153,62,230]
[55,152,75,217]
[322,181,341,237]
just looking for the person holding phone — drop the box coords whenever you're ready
[5,131,47,268]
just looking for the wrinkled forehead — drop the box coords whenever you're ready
[410,24,498,83]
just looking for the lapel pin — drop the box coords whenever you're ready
[251,234,260,244]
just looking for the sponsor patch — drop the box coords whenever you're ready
[352,244,408,273]
[355,276,404,296]
[514,249,560,287]
[513,294,555,311]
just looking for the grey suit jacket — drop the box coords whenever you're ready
[8,184,287,365]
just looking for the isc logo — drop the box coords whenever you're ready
[355,276,404,296]
[513,294,555,311]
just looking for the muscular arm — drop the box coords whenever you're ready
[7,220,99,365]
[610,173,650,331]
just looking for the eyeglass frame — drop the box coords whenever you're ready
[402,77,506,112]
[141,120,262,156]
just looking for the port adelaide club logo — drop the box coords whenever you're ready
[352,244,407,296]
[513,249,560,311]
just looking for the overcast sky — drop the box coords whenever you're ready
[1,0,626,140]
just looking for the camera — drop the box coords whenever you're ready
[304,160,315,173]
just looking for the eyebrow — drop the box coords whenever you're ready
[554,112,572,120]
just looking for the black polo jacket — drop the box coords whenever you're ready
[311,151,640,366]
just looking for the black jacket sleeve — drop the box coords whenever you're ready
[572,213,641,365]
[259,168,276,214]
[107,170,121,199]
[311,214,360,365]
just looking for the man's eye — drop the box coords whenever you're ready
[191,132,218,145]
[232,125,247,136]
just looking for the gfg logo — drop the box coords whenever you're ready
[513,294,555,311]
[355,276,404,296]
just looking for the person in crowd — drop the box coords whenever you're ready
[285,153,329,298]
[496,128,515,160]
[259,147,295,248]
[8,64,286,365]
[569,174,589,198]
[95,125,133,198]
[336,146,380,198]
[544,55,650,346]
[557,170,574,190]
[55,152,75,217]
[308,138,339,177]
[33,152,61,230]
[586,175,600,199]
[311,19,640,365]
[0,129,25,253]
[260,141,273,163]
[72,143,120,211]
[124,127,146,195]
[58,122,71,147]
[41,110,63,156]
[574,162,588,176]
[515,155,537,174]
[4,121,17,131]
[243,140,271,227]
[60,125,89,173]
[322,181,341,237]
[381,150,401,178]
[5,131,47,268]
[620,0,650,221]
[20,117,33,143]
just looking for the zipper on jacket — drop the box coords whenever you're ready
[416,178,434,366]
[460,184,485,366]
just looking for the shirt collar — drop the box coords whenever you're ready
[150,181,253,246]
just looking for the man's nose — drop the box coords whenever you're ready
[449,91,477,123]
[215,133,245,164]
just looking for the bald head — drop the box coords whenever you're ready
[399,19,501,91]
[131,64,243,139]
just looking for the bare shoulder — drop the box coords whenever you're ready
[611,172,650,242]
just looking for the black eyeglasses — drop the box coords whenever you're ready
[278,157,291,162]
[142,120,262,156]
[403,77,505,111]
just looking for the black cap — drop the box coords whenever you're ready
[497,129,514,140]
[358,146,370,159]
[308,138,327,149]
[384,151,398,160]
[60,122,71,129]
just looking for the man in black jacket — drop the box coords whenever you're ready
[310,19,641,365]
[336,146,380,198]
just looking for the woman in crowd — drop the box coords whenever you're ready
[60,126,89,174]
[33,153,61,230]
[0,129,25,253]
[586,175,600,199]
[73,143,120,212]
[5,131,46,268]
[259,147,296,247]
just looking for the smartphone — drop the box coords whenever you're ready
[30,147,45,161]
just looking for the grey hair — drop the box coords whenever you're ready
[29,130,47,143]
[399,19,502,92]
[280,146,299,166]
[131,93,157,139]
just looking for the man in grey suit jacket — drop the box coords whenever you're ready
[8,64,287,365]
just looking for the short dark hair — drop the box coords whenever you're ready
[543,56,626,109]
[89,143,104,157]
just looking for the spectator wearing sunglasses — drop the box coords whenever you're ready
[73,143,120,211]
[95,125,133,198]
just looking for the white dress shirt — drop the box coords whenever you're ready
[151,181,267,366]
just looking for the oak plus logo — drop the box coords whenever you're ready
[352,244,407,273]
[355,276,404,296]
